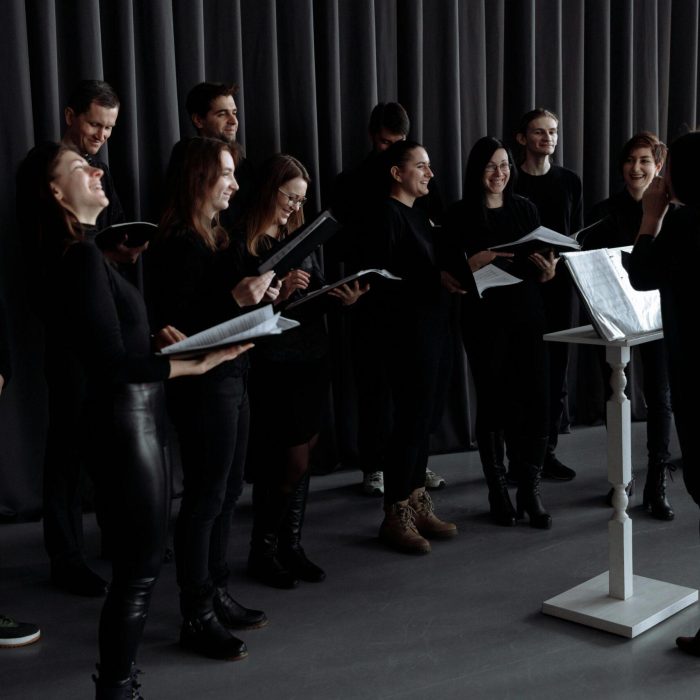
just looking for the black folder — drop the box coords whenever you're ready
[96,221,157,250]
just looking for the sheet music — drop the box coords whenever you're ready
[472,263,523,298]
[489,226,580,251]
[562,247,661,341]
[159,305,299,355]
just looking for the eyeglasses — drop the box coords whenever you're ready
[278,188,307,208]
[484,162,511,174]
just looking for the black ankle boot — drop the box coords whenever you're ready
[515,437,552,529]
[643,462,675,520]
[478,431,516,527]
[180,609,248,660]
[213,587,268,630]
[93,664,143,700]
[277,473,326,581]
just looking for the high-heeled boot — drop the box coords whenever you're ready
[478,430,516,526]
[515,437,552,529]
[643,462,675,520]
[247,482,298,589]
[179,590,248,661]
[277,473,326,582]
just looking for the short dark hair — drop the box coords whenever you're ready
[65,80,120,115]
[516,108,559,137]
[368,102,410,136]
[377,139,423,195]
[185,82,238,120]
[617,132,667,173]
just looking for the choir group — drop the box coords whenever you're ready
[2,78,700,697]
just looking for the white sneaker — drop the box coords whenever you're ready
[425,468,446,490]
[362,471,384,496]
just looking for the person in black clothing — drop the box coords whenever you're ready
[148,137,277,661]
[359,140,459,553]
[20,141,249,698]
[331,102,447,496]
[238,154,366,587]
[0,294,42,649]
[582,132,674,520]
[184,82,254,229]
[444,137,557,529]
[514,108,582,482]
[625,131,700,656]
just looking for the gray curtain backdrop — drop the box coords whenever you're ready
[1,0,698,519]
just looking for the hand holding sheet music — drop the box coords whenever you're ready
[158,305,299,359]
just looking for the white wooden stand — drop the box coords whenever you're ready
[541,325,697,638]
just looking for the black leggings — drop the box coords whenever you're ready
[92,383,170,682]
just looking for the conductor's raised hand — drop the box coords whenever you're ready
[642,175,671,221]
[232,271,278,307]
[328,280,369,306]
[277,268,311,302]
[467,250,513,272]
[529,250,558,282]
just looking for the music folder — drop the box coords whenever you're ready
[255,210,340,276]
[96,221,157,250]
[489,226,581,257]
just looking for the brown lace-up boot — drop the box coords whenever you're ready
[409,489,458,538]
[379,501,431,554]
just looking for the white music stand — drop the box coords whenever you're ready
[541,325,697,638]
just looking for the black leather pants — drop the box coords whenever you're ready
[90,383,170,682]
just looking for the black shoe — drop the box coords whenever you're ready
[677,632,700,656]
[247,551,299,589]
[542,456,576,481]
[643,463,675,521]
[93,664,143,700]
[213,587,268,630]
[51,561,107,597]
[277,546,326,582]
[180,610,248,661]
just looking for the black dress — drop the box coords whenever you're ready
[444,195,549,443]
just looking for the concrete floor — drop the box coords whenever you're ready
[2,423,700,699]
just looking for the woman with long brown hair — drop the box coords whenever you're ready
[18,140,249,698]
[236,153,366,588]
[148,137,277,661]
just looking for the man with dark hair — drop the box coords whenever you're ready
[61,80,124,229]
[514,107,583,482]
[330,102,446,496]
[183,81,253,228]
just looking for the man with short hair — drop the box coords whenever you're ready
[61,80,124,229]
[514,107,583,482]
[183,82,253,228]
[331,102,446,496]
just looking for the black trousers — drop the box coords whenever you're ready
[168,372,249,607]
[91,383,170,682]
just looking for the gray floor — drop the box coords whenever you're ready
[2,423,700,699]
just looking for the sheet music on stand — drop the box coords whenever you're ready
[562,246,662,341]
[256,210,340,276]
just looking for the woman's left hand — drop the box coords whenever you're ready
[153,325,187,350]
[529,251,559,282]
[328,280,370,306]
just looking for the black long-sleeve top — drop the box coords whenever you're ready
[0,293,11,385]
[583,189,642,249]
[59,239,170,395]
[146,226,249,375]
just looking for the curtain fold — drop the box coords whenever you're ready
[2,0,699,517]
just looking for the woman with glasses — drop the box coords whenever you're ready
[358,140,460,554]
[444,136,557,529]
[17,141,251,697]
[148,137,278,661]
[235,153,366,588]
